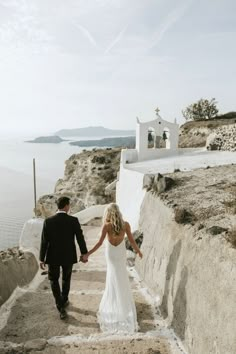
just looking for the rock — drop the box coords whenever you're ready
[0,251,38,306]
[198,224,204,230]
[35,194,57,217]
[206,124,236,152]
[174,207,196,224]
[226,227,236,248]
[35,148,121,217]
[0,247,19,261]
[24,338,47,351]
[144,173,175,195]
[206,133,223,150]
[164,175,175,191]
[0,341,23,354]
[147,349,161,354]
[156,173,166,193]
[207,226,228,235]
[35,193,85,218]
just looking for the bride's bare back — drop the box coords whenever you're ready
[85,219,142,260]
[106,222,127,247]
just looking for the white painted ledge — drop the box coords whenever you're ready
[19,205,108,256]
[74,204,107,224]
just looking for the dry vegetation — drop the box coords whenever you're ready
[223,185,236,215]
[179,118,236,148]
[227,227,236,248]
[180,117,236,132]
[153,164,236,248]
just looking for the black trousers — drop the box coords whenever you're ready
[48,264,73,310]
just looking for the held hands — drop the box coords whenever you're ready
[79,254,89,263]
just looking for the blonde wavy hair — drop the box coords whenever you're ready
[103,203,125,235]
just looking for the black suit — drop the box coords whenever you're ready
[39,212,88,310]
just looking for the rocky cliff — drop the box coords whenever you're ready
[179,118,236,149]
[136,164,236,354]
[0,248,38,306]
[206,123,236,151]
[35,148,121,218]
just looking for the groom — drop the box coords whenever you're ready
[39,196,88,319]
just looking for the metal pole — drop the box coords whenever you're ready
[33,158,37,216]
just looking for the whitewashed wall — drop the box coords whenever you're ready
[116,165,146,231]
[73,204,107,224]
[136,115,179,161]
[19,218,44,258]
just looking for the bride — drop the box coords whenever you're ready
[83,203,143,333]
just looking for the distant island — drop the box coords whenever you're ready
[55,126,135,137]
[25,127,136,145]
[70,136,136,148]
[26,136,65,144]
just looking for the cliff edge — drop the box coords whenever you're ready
[136,164,236,354]
[35,148,121,218]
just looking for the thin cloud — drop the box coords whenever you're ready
[148,0,193,50]
[73,22,99,49]
[73,22,128,54]
[104,24,128,54]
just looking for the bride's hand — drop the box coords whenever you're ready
[138,250,143,259]
[83,253,89,261]
[80,254,88,262]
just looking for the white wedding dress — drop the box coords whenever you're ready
[98,238,138,333]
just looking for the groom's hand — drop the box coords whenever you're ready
[40,261,46,270]
[80,254,88,263]
[83,254,89,262]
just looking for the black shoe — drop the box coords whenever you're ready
[63,300,69,308]
[59,308,67,320]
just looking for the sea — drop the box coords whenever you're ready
[0,135,100,251]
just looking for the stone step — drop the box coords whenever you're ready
[0,272,158,342]
[0,335,174,354]
[0,223,185,354]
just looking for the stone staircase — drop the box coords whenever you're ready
[0,222,186,354]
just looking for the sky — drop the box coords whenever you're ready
[0,0,235,136]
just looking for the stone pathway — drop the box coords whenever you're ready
[0,222,186,354]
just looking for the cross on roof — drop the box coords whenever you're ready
[155,107,160,115]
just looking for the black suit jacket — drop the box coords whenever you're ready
[39,213,88,265]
